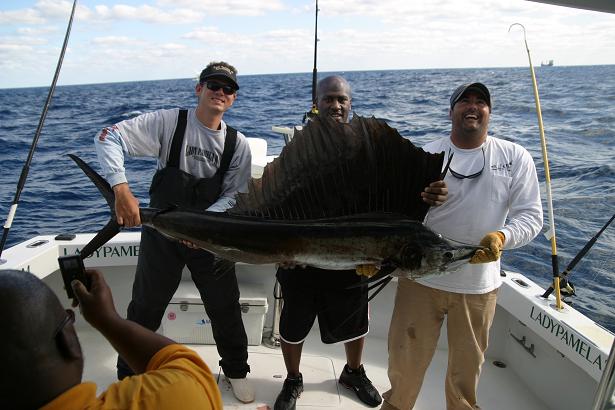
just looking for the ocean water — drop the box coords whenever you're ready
[1,66,614,332]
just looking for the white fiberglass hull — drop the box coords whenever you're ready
[1,232,612,409]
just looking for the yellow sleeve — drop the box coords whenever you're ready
[99,344,223,410]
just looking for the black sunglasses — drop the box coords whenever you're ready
[53,308,75,339]
[204,81,236,95]
[447,147,485,179]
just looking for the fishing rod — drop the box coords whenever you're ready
[311,0,319,106]
[508,23,563,309]
[303,0,319,123]
[542,212,615,298]
[0,0,78,261]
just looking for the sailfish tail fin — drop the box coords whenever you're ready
[68,154,121,259]
[68,154,115,210]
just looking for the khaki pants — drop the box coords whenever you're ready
[382,279,498,410]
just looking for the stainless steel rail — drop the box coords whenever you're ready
[593,338,615,410]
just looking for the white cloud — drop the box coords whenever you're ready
[1,1,204,26]
[0,8,46,25]
[2,0,615,88]
[1,35,49,48]
[0,44,34,52]
[91,35,141,46]
[0,1,89,25]
[183,27,241,44]
[91,4,204,23]
[34,0,75,18]
[156,0,285,16]
[17,26,58,35]
[0,38,61,75]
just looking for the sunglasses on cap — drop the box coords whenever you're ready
[204,81,236,95]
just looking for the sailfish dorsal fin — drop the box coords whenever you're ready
[229,115,444,221]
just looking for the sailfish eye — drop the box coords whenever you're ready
[443,251,453,260]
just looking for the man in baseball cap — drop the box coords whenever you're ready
[382,80,543,410]
[199,61,239,90]
[449,82,491,111]
[94,57,254,404]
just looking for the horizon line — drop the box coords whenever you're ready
[2,63,613,91]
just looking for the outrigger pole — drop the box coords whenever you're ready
[0,0,78,260]
[508,23,563,310]
[303,0,319,123]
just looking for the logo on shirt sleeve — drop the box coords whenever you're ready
[98,125,119,142]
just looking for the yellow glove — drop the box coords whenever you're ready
[470,231,505,264]
[356,264,379,278]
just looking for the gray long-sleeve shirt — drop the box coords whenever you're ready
[94,108,252,212]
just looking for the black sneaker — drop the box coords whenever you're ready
[339,364,382,407]
[274,373,304,410]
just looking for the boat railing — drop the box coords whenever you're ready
[593,338,615,409]
[272,126,296,144]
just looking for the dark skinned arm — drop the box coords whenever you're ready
[72,270,175,374]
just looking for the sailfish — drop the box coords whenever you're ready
[71,115,479,279]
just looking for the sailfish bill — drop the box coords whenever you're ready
[70,115,479,278]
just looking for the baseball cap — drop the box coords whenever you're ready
[199,63,239,90]
[450,82,491,109]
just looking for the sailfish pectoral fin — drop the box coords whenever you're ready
[345,264,397,289]
[355,264,380,277]
[349,264,396,303]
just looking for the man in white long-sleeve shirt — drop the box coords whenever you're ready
[382,82,543,410]
[94,61,255,403]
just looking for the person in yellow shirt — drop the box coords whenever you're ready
[0,268,222,410]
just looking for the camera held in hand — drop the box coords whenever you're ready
[58,255,90,299]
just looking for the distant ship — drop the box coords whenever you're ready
[541,59,554,67]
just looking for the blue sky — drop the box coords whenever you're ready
[1,0,615,88]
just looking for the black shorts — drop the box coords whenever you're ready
[276,266,369,344]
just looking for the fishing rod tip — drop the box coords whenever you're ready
[508,22,526,33]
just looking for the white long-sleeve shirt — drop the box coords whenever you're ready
[418,135,543,294]
[94,108,251,212]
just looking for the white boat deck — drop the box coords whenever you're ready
[67,263,554,410]
[78,323,548,410]
[3,234,611,410]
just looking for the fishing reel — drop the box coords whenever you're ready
[541,275,576,302]
[302,105,319,124]
[552,277,577,305]
[559,278,576,298]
